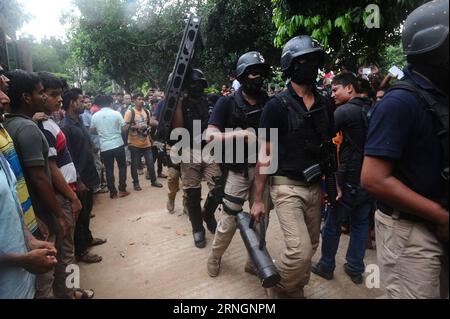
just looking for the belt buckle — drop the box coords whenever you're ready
[391,210,400,220]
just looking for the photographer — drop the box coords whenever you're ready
[124,93,162,191]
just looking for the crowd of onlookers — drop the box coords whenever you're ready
[0,65,178,299]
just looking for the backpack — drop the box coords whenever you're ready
[122,108,151,145]
[342,97,374,154]
[388,78,449,209]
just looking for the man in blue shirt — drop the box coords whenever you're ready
[91,95,129,199]
[362,0,448,299]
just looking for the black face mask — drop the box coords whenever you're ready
[188,84,205,98]
[242,77,264,97]
[291,62,319,85]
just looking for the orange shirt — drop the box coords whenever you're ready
[124,108,152,149]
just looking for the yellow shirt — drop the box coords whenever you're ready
[124,108,152,149]
[0,125,39,235]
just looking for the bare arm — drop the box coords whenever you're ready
[361,156,448,241]
[206,125,256,143]
[380,74,394,90]
[23,226,56,253]
[150,116,159,128]
[250,140,271,221]
[0,250,57,274]
[48,159,82,219]
[24,166,69,236]
[123,110,140,132]
[171,99,184,129]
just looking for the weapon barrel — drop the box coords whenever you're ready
[236,212,281,288]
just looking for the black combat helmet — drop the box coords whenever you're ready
[187,68,208,88]
[402,0,449,58]
[235,51,270,79]
[280,35,325,72]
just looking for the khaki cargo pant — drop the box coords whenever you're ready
[168,164,188,214]
[168,165,181,198]
[375,210,449,299]
[270,182,322,294]
[211,167,271,258]
[180,149,221,191]
[35,194,76,299]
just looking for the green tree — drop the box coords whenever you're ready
[379,42,407,72]
[271,0,426,70]
[196,0,281,86]
[31,37,70,74]
[68,0,199,93]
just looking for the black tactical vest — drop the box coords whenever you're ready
[225,90,267,131]
[182,95,210,149]
[223,90,268,172]
[275,89,334,183]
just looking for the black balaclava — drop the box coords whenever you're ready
[290,60,319,86]
[188,81,205,99]
[241,76,265,97]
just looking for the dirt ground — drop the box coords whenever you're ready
[80,168,384,299]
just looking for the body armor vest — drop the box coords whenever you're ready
[275,89,334,183]
[182,95,210,149]
[224,90,267,172]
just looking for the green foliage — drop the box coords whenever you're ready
[68,0,197,93]
[380,42,407,72]
[271,0,426,70]
[31,37,70,74]
[205,86,220,95]
[81,67,114,95]
[66,0,281,93]
[197,0,280,86]
[269,69,285,89]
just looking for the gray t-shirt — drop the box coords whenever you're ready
[4,114,56,234]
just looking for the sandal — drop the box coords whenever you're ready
[77,252,103,263]
[89,237,107,247]
[74,288,95,299]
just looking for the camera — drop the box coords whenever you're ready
[139,127,150,138]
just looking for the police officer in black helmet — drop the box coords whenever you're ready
[172,67,222,249]
[251,36,336,298]
[362,0,449,299]
[205,51,271,278]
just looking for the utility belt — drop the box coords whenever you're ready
[378,202,427,224]
[270,175,314,187]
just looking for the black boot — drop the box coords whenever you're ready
[185,188,206,248]
[202,193,219,234]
